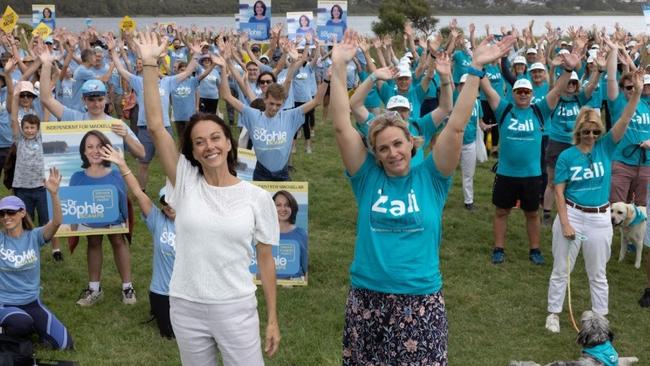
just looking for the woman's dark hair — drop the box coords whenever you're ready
[42,7,52,18]
[273,190,298,224]
[299,15,310,27]
[20,114,40,131]
[253,0,267,16]
[257,71,276,85]
[21,209,35,230]
[181,113,238,176]
[80,130,112,169]
[330,4,343,20]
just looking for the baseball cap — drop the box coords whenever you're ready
[80,79,107,97]
[558,49,570,55]
[513,56,527,65]
[570,71,579,81]
[0,196,26,211]
[644,75,650,85]
[626,40,637,48]
[526,48,537,54]
[44,37,54,44]
[529,62,545,71]
[587,56,596,64]
[260,55,270,62]
[386,95,411,110]
[200,41,209,48]
[513,78,533,90]
[17,81,38,97]
[397,66,412,78]
[404,51,413,58]
[459,73,468,84]
[590,44,600,50]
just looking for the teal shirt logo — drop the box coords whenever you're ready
[570,162,605,182]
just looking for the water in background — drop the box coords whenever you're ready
[47,15,648,35]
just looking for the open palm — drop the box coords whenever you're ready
[331,30,358,64]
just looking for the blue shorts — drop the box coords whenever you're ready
[138,126,174,164]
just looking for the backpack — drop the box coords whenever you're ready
[0,334,34,366]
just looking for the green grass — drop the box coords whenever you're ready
[16,107,650,365]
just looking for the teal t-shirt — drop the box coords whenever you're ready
[379,81,426,119]
[452,92,483,145]
[531,83,549,135]
[347,153,452,295]
[452,49,472,84]
[494,99,552,177]
[583,75,603,109]
[609,94,650,166]
[548,92,589,144]
[359,70,382,109]
[356,112,443,166]
[480,63,505,100]
[554,132,616,206]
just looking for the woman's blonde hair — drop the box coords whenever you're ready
[572,107,604,145]
[367,112,423,158]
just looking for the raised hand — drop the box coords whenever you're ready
[211,53,226,68]
[134,31,168,65]
[404,22,413,37]
[631,69,644,94]
[358,36,370,52]
[111,122,128,138]
[44,167,62,194]
[561,51,580,70]
[371,37,382,49]
[373,66,399,81]
[472,35,515,67]
[331,30,358,65]
[99,145,125,167]
[469,23,475,35]
[435,52,451,76]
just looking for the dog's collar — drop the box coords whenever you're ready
[627,205,648,227]
[582,341,618,366]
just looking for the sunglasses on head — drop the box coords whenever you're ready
[514,89,532,95]
[19,93,35,99]
[623,85,635,91]
[0,209,21,217]
[580,129,602,136]
[258,79,273,85]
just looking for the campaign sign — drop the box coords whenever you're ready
[32,4,56,30]
[1,6,19,34]
[249,181,309,286]
[239,0,272,42]
[236,148,257,181]
[316,0,347,44]
[240,22,268,42]
[42,120,129,237]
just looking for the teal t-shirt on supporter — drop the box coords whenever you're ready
[531,83,549,135]
[356,111,444,166]
[548,92,590,144]
[452,92,483,145]
[481,63,505,100]
[424,72,441,100]
[452,49,472,84]
[379,80,426,118]
[554,132,616,207]
[359,70,382,109]
[494,99,552,177]
[583,76,602,109]
[347,153,452,295]
[609,95,650,166]
[0,227,46,305]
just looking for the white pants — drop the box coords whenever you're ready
[460,142,477,204]
[170,296,264,366]
[547,206,612,315]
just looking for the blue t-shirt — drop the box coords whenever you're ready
[348,153,452,295]
[144,206,176,295]
[248,16,271,40]
[278,227,308,279]
[495,99,552,177]
[0,227,46,305]
[379,82,426,120]
[609,94,650,166]
[130,75,177,127]
[452,49,472,84]
[69,169,128,228]
[459,95,483,145]
[0,88,12,148]
[239,105,304,172]
[554,132,616,206]
[56,79,76,109]
[583,75,602,109]
[548,92,589,144]
[72,65,97,111]
[197,67,220,100]
[276,69,296,107]
[359,71,382,109]
[481,63,505,100]
[167,47,188,74]
[292,64,316,103]
[60,107,138,141]
[172,77,199,121]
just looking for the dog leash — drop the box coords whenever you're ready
[566,233,587,333]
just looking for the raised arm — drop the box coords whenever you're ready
[434,36,515,176]
[111,121,145,159]
[604,37,619,101]
[430,52,453,123]
[107,35,135,80]
[134,32,179,185]
[480,71,502,112]
[611,70,643,143]
[42,168,63,241]
[331,30,368,176]
[350,67,397,122]
[545,50,580,109]
[38,48,65,120]
[218,56,245,113]
[100,144,153,216]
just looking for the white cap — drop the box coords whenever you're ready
[644,74,650,85]
[627,40,637,48]
[529,62,545,71]
[513,55,527,65]
[404,51,413,58]
[400,56,412,65]
[570,71,579,81]
[386,95,412,110]
[526,48,537,54]
[588,49,598,58]
[560,40,568,45]
[398,66,412,78]
[459,73,468,84]
[590,44,600,50]
[587,56,596,64]
[513,78,533,90]
[558,49,570,55]
[464,38,472,49]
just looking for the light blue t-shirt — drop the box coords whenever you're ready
[130,74,177,127]
[276,69,296,107]
[548,92,589,144]
[348,153,452,295]
[167,47,188,74]
[197,66,220,100]
[0,88,12,148]
[609,94,650,166]
[0,227,46,305]
[72,64,97,111]
[239,105,304,172]
[55,79,76,109]
[172,76,199,121]
[495,99,552,177]
[292,64,316,103]
[554,132,616,206]
[144,206,176,295]
[61,106,139,141]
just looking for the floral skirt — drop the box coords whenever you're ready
[342,288,448,366]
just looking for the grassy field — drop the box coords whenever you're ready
[17,106,650,365]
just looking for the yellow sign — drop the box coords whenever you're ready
[32,22,52,38]
[119,16,136,33]
[1,6,18,34]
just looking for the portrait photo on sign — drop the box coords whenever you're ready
[249,182,309,286]
[41,121,129,237]
[287,12,316,44]
[239,0,272,42]
[32,4,56,30]
[316,0,347,43]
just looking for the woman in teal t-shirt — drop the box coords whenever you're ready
[331,30,515,365]
[545,71,643,334]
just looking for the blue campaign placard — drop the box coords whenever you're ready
[249,241,301,277]
[317,25,343,43]
[240,22,268,41]
[47,185,120,225]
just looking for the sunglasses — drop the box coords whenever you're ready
[258,79,273,85]
[0,209,21,217]
[514,89,532,95]
[19,93,35,99]
[623,85,635,91]
[580,129,602,136]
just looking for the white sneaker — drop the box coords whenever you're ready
[545,313,560,333]
[122,286,137,305]
[76,287,103,306]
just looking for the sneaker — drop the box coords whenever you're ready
[76,287,103,306]
[52,251,64,262]
[464,203,475,211]
[545,313,560,333]
[640,288,650,308]
[491,249,505,264]
[122,286,137,305]
[306,146,312,154]
[529,251,545,265]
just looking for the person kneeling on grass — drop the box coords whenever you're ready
[0,168,73,350]
[101,144,176,339]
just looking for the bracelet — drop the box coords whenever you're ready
[564,68,574,73]
[121,170,133,177]
[440,82,450,87]
[142,64,158,68]
[323,79,330,84]
[466,65,485,79]
[369,73,377,83]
